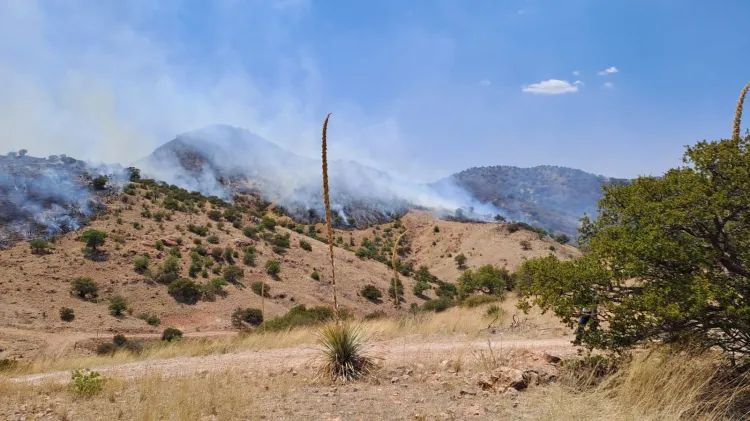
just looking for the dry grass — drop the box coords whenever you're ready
[733,82,749,140]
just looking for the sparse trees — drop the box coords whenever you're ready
[79,229,107,252]
[222,265,244,284]
[457,264,510,298]
[251,281,271,297]
[168,278,202,304]
[60,307,75,322]
[231,308,264,329]
[161,328,183,342]
[265,259,280,276]
[108,295,127,316]
[454,253,467,269]
[71,277,99,300]
[361,285,382,302]
[29,239,50,254]
[92,176,108,190]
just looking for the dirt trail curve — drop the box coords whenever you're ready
[9,337,576,384]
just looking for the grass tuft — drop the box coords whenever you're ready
[317,322,374,382]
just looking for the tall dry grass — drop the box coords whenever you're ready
[733,82,749,140]
[392,229,408,307]
[320,112,339,323]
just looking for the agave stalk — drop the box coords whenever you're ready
[321,113,340,323]
[392,229,408,308]
[733,82,749,140]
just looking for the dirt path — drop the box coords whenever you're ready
[9,336,576,384]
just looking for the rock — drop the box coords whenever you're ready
[491,367,527,390]
[391,377,400,383]
[544,352,562,364]
[459,389,477,396]
[474,373,495,390]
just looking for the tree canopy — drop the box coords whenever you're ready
[518,128,750,356]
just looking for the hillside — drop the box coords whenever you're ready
[434,165,630,236]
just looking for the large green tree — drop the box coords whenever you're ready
[519,128,750,355]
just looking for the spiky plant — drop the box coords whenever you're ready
[321,113,339,323]
[392,230,408,307]
[733,82,749,140]
[317,322,374,382]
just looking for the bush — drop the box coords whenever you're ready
[387,278,404,300]
[231,307,264,329]
[223,247,235,263]
[457,264,510,298]
[364,310,387,320]
[318,323,373,381]
[243,250,256,266]
[243,226,259,238]
[133,256,149,274]
[71,369,104,396]
[108,295,128,316]
[554,234,571,244]
[461,294,501,308]
[203,277,228,300]
[96,342,117,355]
[188,224,209,236]
[250,280,271,297]
[433,225,440,233]
[113,334,128,347]
[222,265,244,283]
[311,271,320,280]
[92,176,108,190]
[435,281,457,299]
[207,210,222,221]
[520,239,532,250]
[161,328,183,342]
[168,246,181,258]
[485,304,503,318]
[207,235,219,244]
[454,253,467,268]
[414,281,429,298]
[138,313,161,326]
[79,229,107,251]
[260,305,334,331]
[299,239,312,251]
[168,278,202,304]
[260,216,276,230]
[29,239,50,254]
[153,256,181,284]
[422,297,454,313]
[71,277,99,300]
[265,259,280,276]
[360,285,382,302]
[60,307,75,322]
[210,247,223,260]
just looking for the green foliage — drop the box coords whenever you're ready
[494,214,507,222]
[265,259,280,276]
[202,277,229,300]
[222,265,244,283]
[261,305,334,331]
[260,216,276,230]
[457,264,510,298]
[413,281,430,298]
[311,271,320,280]
[71,277,99,300]
[187,224,209,236]
[243,249,256,266]
[161,328,183,342]
[126,167,141,182]
[243,226,259,238]
[207,209,222,221]
[133,256,149,274]
[554,234,571,244]
[519,239,532,250]
[60,307,75,322]
[223,247,235,263]
[433,225,440,233]
[422,297,454,313]
[29,239,50,254]
[299,239,312,251]
[360,285,382,302]
[168,278,202,304]
[153,256,180,284]
[518,132,750,356]
[210,247,223,260]
[79,229,107,251]
[154,240,164,251]
[387,278,404,300]
[250,280,271,297]
[231,307,264,329]
[206,235,219,244]
[108,295,127,316]
[168,246,181,258]
[138,313,161,326]
[91,175,108,190]
[454,253,467,268]
[71,369,104,397]
[318,323,373,381]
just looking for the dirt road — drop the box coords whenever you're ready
[9,336,576,384]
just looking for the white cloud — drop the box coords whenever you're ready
[603,82,614,88]
[479,79,491,86]
[573,80,584,86]
[521,79,579,95]
[572,70,580,76]
[598,66,618,75]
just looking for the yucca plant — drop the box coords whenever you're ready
[391,230,408,307]
[321,113,340,322]
[317,322,374,382]
[733,81,749,140]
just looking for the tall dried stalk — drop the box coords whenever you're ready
[733,82,749,140]
[321,113,339,323]
[392,229,408,308]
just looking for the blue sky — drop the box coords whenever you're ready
[0,0,748,180]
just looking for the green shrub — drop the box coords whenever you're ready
[188,224,208,236]
[433,225,439,233]
[243,226,259,238]
[161,328,183,342]
[299,239,312,251]
[210,247,223,260]
[133,256,149,274]
[260,305,334,331]
[260,216,276,230]
[457,264,510,298]
[364,310,387,320]
[207,210,222,221]
[222,265,244,283]
[96,342,116,355]
[71,277,99,300]
[207,235,219,244]
[311,271,320,280]
[454,253,467,268]
[265,259,280,276]
[60,307,75,322]
[108,295,128,316]
[243,251,256,266]
[71,369,104,396]
[113,334,128,347]
[79,229,107,251]
[414,281,429,298]
[387,278,404,300]
[461,294,501,308]
[168,278,202,304]
[250,281,271,297]
[138,313,161,326]
[422,297,454,313]
[223,247,235,263]
[92,175,108,190]
[318,323,373,381]
[485,304,503,318]
[360,285,382,302]
[29,239,50,254]
[231,307,264,329]
[153,256,181,284]
[168,246,181,258]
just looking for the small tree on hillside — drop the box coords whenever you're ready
[222,265,244,284]
[79,229,107,252]
[71,277,99,300]
[92,176,108,190]
[29,239,50,255]
[454,253,467,269]
[108,295,128,316]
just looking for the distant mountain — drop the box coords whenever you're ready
[433,165,629,236]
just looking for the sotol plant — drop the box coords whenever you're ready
[392,230,408,307]
[733,81,749,140]
[321,112,340,323]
